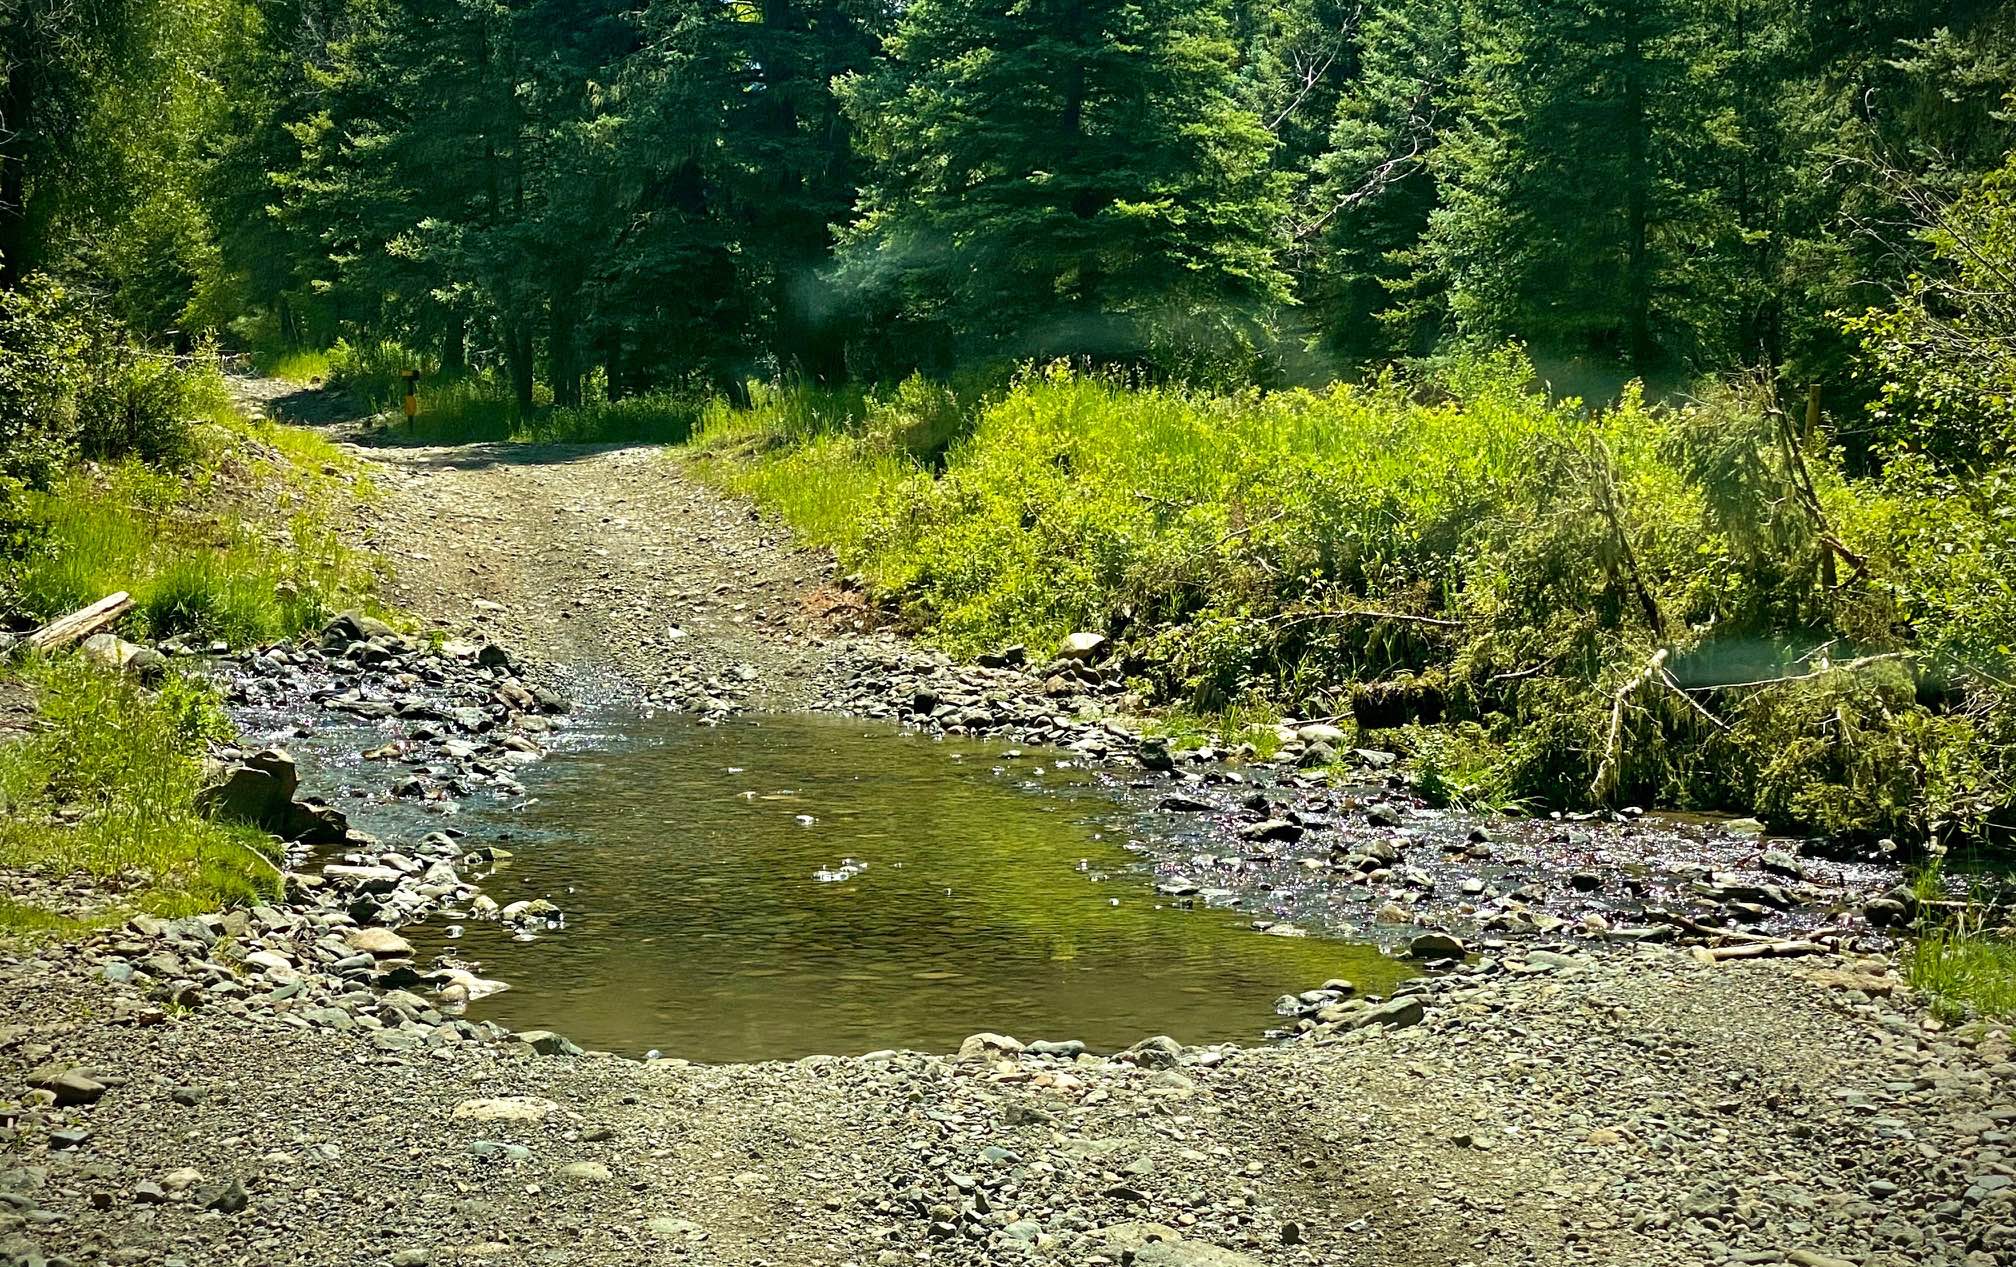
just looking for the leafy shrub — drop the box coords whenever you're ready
[692,350,2016,845]
[0,275,203,479]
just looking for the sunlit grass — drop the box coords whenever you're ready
[1900,859,2016,1022]
[1905,921,2016,1022]
[253,346,334,384]
[12,456,380,645]
[0,897,111,945]
[0,660,282,918]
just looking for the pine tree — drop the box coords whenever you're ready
[835,0,1292,375]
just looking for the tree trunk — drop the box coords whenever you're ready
[548,277,581,407]
[505,320,535,409]
[441,315,467,375]
[603,334,625,401]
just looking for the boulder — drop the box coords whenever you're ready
[322,611,398,648]
[195,760,293,829]
[79,633,166,683]
[957,1032,1025,1061]
[1405,931,1468,959]
[517,1029,584,1057]
[345,928,415,960]
[1056,632,1110,663]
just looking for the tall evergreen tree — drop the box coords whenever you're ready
[835,0,1292,375]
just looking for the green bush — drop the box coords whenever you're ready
[0,275,203,480]
[689,351,2016,845]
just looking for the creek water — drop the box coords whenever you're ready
[395,713,1405,1062]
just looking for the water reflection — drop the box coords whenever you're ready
[408,713,1406,1061]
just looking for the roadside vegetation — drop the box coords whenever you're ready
[0,281,379,938]
[0,659,282,929]
[1903,859,2016,1022]
[685,351,2007,848]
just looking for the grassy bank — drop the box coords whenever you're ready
[0,659,282,931]
[7,368,384,644]
[1902,860,2016,1022]
[684,353,2014,846]
[2,313,385,936]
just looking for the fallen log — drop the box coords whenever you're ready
[25,592,133,652]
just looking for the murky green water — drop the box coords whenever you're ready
[415,714,1405,1062]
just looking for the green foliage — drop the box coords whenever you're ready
[0,658,281,916]
[0,897,110,944]
[1907,923,2016,1023]
[7,417,381,646]
[252,346,334,385]
[693,350,2016,843]
[1848,152,2016,466]
[1904,860,2016,1022]
[835,0,1292,376]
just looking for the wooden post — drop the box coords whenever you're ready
[1806,383,1821,441]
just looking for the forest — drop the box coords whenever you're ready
[12,2,2016,1250]
[3,0,2016,846]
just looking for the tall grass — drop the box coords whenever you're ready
[12,455,378,644]
[682,353,2010,843]
[252,346,334,384]
[0,659,281,917]
[687,377,968,550]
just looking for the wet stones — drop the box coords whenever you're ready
[515,1030,584,1057]
[1239,819,1302,844]
[1405,932,1468,960]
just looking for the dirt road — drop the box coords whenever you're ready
[0,384,2002,1267]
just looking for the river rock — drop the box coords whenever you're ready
[516,1029,584,1057]
[323,611,399,648]
[552,1161,611,1185]
[957,1033,1024,1061]
[29,1069,106,1106]
[345,928,414,959]
[1057,632,1109,663]
[80,633,166,682]
[1406,932,1468,959]
[451,1097,558,1124]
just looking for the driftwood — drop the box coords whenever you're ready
[1699,939,1829,962]
[24,592,132,652]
